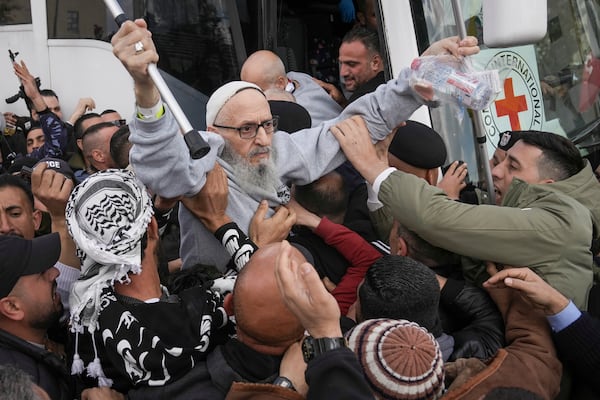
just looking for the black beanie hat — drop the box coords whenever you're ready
[388,120,447,169]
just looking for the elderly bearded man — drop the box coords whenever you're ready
[110,19,478,270]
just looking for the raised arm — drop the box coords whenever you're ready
[111,19,221,198]
[14,61,68,159]
[331,115,592,308]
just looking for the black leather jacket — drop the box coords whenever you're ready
[0,328,73,400]
[439,278,506,361]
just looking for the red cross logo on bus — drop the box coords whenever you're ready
[494,78,527,130]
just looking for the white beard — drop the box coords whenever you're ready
[220,141,281,194]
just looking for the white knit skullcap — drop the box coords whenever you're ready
[205,81,264,127]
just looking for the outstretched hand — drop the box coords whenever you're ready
[286,198,321,229]
[330,116,389,184]
[437,161,468,199]
[31,162,74,219]
[13,61,46,112]
[111,19,159,107]
[275,241,341,338]
[483,263,570,315]
[181,163,230,233]
[314,78,347,107]
[422,35,480,58]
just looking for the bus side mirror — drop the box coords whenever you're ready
[483,0,547,47]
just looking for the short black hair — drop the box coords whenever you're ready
[82,121,117,140]
[395,222,459,267]
[293,171,348,220]
[39,89,59,99]
[109,125,131,169]
[517,131,584,181]
[342,26,381,55]
[74,113,101,139]
[24,121,42,139]
[100,109,118,115]
[358,255,441,336]
[0,174,34,209]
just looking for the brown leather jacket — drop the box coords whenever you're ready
[443,287,562,400]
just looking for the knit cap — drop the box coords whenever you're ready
[205,81,263,127]
[346,318,445,400]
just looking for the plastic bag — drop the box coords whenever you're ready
[409,55,500,119]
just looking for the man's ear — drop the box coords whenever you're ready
[91,149,104,163]
[0,297,25,321]
[371,54,382,71]
[223,293,234,316]
[32,208,43,231]
[275,75,287,91]
[397,237,409,257]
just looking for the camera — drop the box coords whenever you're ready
[19,166,33,182]
[441,160,471,184]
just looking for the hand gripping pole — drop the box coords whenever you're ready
[104,0,210,159]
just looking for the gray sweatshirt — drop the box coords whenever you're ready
[287,71,342,126]
[129,68,423,270]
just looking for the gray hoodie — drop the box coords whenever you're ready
[129,68,424,270]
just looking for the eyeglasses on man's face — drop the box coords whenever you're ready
[213,116,279,139]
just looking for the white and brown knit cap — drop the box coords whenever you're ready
[346,318,445,400]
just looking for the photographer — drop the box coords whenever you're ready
[11,60,68,161]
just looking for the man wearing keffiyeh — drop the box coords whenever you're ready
[66,169,232,398]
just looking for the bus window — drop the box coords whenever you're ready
[414,0,600,180]
[143,0,244,96]
[46,0,246,97]
[0,0,32,25]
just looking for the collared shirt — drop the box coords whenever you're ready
[547,300,581,332]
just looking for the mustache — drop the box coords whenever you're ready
[248,146,271,157]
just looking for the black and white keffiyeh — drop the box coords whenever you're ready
[66,169,153,385]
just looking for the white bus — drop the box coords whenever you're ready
[1,0,599,188]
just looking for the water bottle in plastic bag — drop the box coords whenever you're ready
[410,56,497,111]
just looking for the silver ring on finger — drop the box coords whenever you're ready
[134,41,145,54]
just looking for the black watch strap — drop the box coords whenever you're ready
[272,376,296,391]
[302,336,346,362]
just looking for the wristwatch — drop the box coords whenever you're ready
[301,336,347,363]
[272,376,296,391]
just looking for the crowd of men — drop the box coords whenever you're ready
[0,1,599,399]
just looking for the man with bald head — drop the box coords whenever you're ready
[231,242,305,354]
[113,19,429,271]
[240,49,342,126]
[205,242,306,393]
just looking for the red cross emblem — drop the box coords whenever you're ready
[495,78,528,130]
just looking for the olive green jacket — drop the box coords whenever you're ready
[373,162,600,310]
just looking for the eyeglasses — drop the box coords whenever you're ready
[213,116,279,139]
[110,119,127,127]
